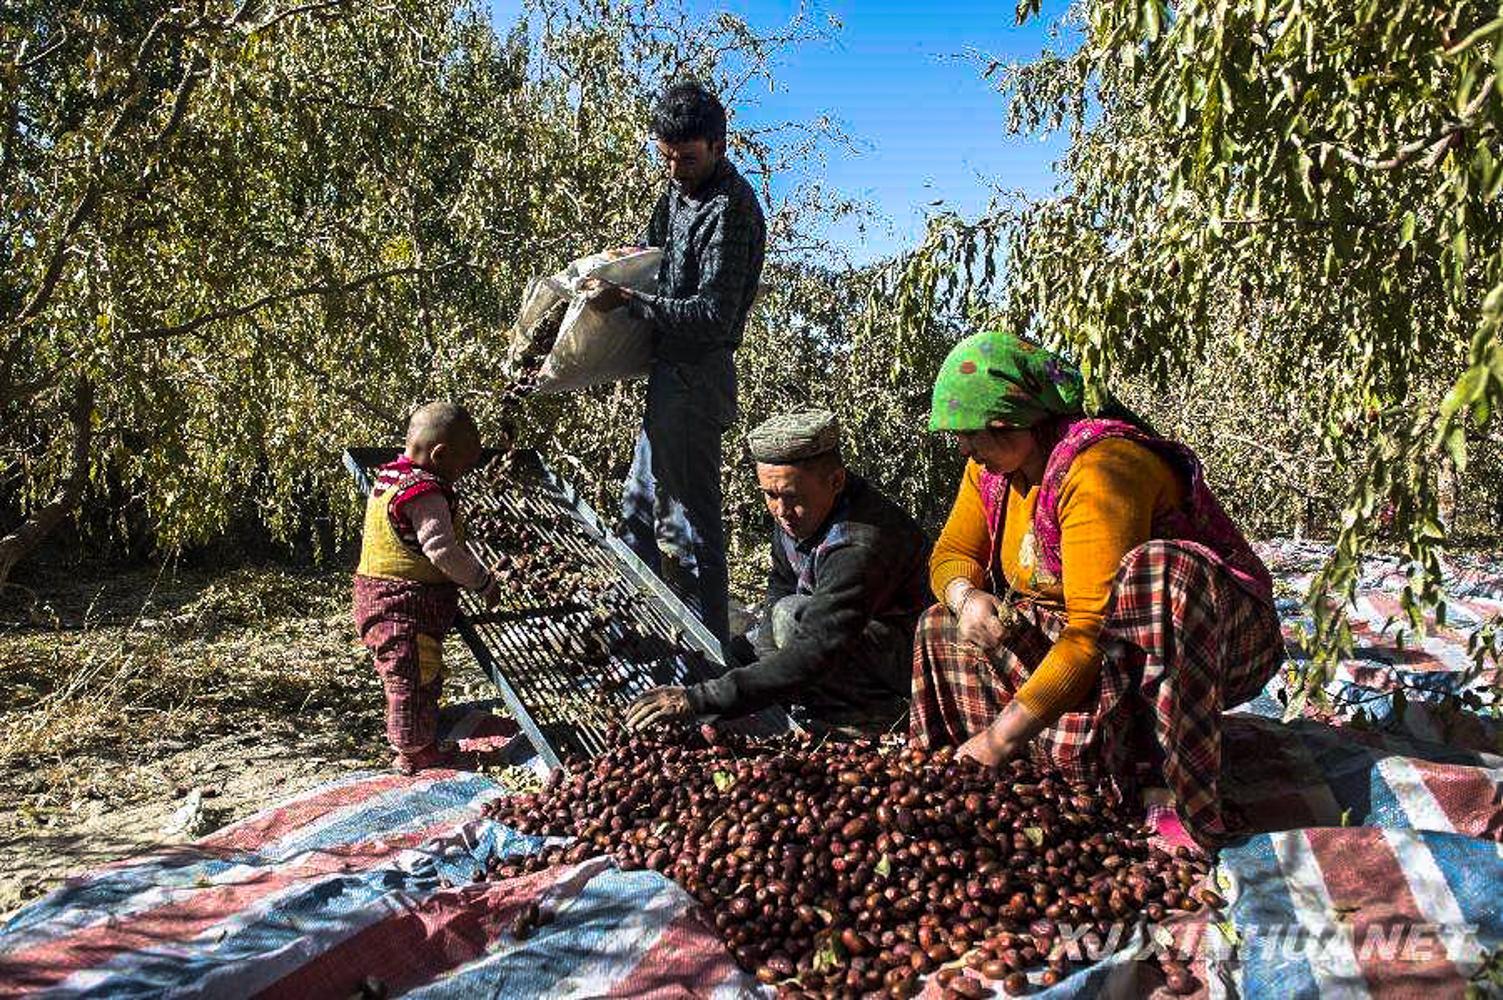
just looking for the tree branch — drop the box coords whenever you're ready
[126,258,473,340]
[14,184,99,323]
[0,333,24,408]
[132,11,182,78]
[17,25,71,69]
[10,13,206,330]
[154,53,207,147]
[0,370,62,411]
[251,0,350,34]
[228,0,262,27]
[0,87,17,191]
[0,377,94,589]
[95,11,196,147]
[1218,432,1333,470]
[1443,16,1503,56]
[1219,214,1386,229]
[247,317,402,427]
[1319,75,1496,172]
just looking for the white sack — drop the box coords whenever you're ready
[509,247,662,394]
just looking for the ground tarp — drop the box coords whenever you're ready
[2,543,1500,998]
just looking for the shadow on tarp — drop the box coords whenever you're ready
[1220,713,1502,840]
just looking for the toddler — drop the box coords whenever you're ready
[353,402,501,773]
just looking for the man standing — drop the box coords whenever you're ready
[584,81,766,647]
[625,410,932,735]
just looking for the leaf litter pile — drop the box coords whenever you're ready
[490,726,1219,998]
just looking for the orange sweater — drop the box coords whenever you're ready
[929,438,1185,723]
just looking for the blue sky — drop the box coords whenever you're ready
[489,1,1079,262]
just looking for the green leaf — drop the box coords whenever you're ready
[1281,684,1309,723]
[1142,0,1161,43]
[1446,424,1469,472]
[1399,211,1416,245]
[380,235,415,266]
[1476,144,1499,201]
[712,771,735,793]
[875,853,892,878]
[1440,366,1487,418]
[1482,284,1503,322]
[1023,826,1044,847]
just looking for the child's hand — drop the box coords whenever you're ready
[480,573,503,608]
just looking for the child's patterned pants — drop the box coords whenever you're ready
[353,576,459,763]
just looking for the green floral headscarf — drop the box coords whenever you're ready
[928,331,1086,432]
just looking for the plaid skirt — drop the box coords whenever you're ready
[910,539,1284,843]
[353,575,459,758]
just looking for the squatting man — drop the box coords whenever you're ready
[625,410,931,735]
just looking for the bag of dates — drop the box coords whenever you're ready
[506,247,662,393]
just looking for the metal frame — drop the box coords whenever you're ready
[343,447,792,767]
[538,456,734,669]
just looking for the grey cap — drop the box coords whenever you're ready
[746,409,841,464]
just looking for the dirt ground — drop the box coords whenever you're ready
[0,563,499,921]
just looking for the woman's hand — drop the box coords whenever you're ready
[955,586,1007,651]
[957,726,1015,767]
[956,701,1046,768]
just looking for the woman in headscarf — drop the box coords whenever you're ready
[913,330,1283,848]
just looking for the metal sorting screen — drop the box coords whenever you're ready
[344,447,791,767]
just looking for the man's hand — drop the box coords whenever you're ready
[624,685,693,730]
[956,587,1007,651]
[578,276,631,312]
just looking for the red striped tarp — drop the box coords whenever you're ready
[2,544,1500,998]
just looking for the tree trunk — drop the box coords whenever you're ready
[0,377,94,590]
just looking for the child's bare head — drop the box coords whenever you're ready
[405,401,482,481]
